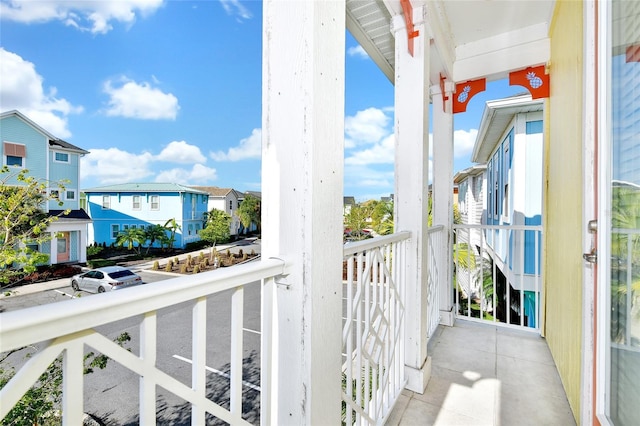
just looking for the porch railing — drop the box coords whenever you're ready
[342,231,410,425]
[452,224,543,331]
[426,225,445,340]
[0,258,290,425]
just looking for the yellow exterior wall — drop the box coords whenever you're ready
[544,0,583,422]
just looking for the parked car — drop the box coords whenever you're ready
[71,266,143,293]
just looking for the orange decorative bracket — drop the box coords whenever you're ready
[400,0,419,56]
[440,74,450,112]
[509,65,550,99]
[627,44,640,62]
[453,78,486,114]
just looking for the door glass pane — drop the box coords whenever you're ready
[57,237,67,254]
[608,1,640,424]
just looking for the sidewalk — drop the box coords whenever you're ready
[0,238,260,299]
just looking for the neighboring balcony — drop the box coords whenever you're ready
[0,225,573,425]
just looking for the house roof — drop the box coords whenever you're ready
[453,165,487,184]
[48,209,92,221]
[471,94,544,164]
[0,110,89,154]
[242,191,262,200]
[344,196,356,206]
[190,186,237,198]
[83,183,210,194]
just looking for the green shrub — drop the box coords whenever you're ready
[87,259,116,268]
[86,245,103,258]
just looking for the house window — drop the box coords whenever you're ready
[25,242,39,252]
[192,196,196,215]
[203,195,208,204]
[54,152,70,163]
[133,195,141,210]
[188,224,193,235]
[123,224,129,231]
[229,200,233,211]
[111,224,120,239]
[3,142,26,168]
[150,195,159,210]
[50,190,60,199]
[66,190,76,201]
[102,195,111,209]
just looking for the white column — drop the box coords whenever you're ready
[431,83,456,326]
[262,1,345,424]
[49,232,58,264]
[79,227,88,263]
[392,8,432,393]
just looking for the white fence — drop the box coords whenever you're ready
[0,258,289,425]
[452,224,543,331]
[341,232,410,425]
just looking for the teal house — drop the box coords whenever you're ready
[84,183,210,249]
[0,110,91,264]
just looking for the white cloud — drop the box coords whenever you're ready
[219,0,251,20]
[81,148,155,185]
[103,78,179,120]
[453,128,478,158]
[345,164,394,189]
[0,0,163,34]
[156,141,206,164]
[345,107,391,147]
[210,128,261,161]
[0,48,82,138]
[347,45,368,59]
[155,164,218,184]
[345,134,394,165]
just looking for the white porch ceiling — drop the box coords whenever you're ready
[346,0,556,87]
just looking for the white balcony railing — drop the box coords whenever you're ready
[342,231,410,425]
[0,258,289,425]
[426,225,445,340]
[453,224,543,331]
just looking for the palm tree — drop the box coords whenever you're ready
[163,218,181,249]
[144,224,168,254]
[115,227,146,254]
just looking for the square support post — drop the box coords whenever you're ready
[262,0,345,423]
[392,8,432,393]
[431,84,455,326]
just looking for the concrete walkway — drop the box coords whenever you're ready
[387,320,576,426]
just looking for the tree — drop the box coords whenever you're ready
[371,200,394,235]
[144,224,168,253]
[1,167,69,286]
[200,209,231,246]
[115,227,146,254]
[237,194,261,234]
[344,204,371,241]
[163,218,181,249]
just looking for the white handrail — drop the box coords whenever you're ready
[0,257,289,353]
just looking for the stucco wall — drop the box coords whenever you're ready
[544,0,583,421]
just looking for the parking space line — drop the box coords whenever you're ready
[172,354,261,391]
[53,289,77,299]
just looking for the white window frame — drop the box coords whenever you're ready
[3,141,26,168]
[133,195,141,210]
[65,189,76,201]
[111,224,120,239]
[102,195,111,210]
[53,151,70,163]
[150,195,160,211]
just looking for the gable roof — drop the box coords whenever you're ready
[84,183,209,194]
[471,94,544,164]
[191,186,245,199]
[0,110,89,154]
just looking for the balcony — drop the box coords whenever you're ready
[0,225,574,424]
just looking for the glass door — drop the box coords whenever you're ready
[600,1,640,424]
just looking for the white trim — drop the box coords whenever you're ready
[53,151,71,164]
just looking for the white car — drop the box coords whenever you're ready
[71,266,143,293]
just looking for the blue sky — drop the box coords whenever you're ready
[1,0,525,201]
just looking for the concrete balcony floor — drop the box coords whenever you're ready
[388,320,576,425]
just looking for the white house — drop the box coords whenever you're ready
[192,186,243,236]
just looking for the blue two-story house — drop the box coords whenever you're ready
[0,110,92,265]
[471,94,544,328]
[84,183,210,249]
